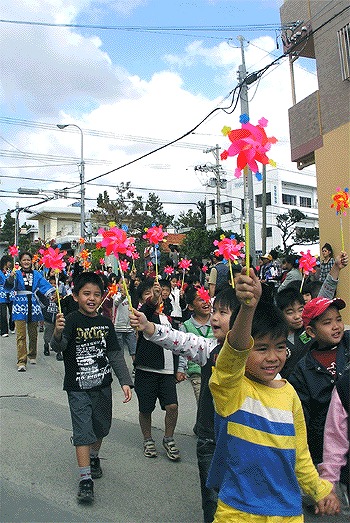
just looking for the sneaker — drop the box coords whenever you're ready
[77,478,94,504]
[56,352,63,361]
[39,325,44,332]
[1,333,9,337]
[17,365,26,372]
[143,439,157,458]
[28,359,36,365]
[90,457,103,479]
[162,438,180,461]
[44,344,50,356]
[10,330,15,334]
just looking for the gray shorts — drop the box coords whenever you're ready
[67,387,112,446]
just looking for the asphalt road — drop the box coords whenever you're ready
[1,331,348,523]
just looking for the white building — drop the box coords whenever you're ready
[205,168,319,255]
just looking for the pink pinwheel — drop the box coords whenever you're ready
[178,258,192,270]
[99,258,105,266]
[143,224,168,245]
[196,286,211,304]
[8,245,19,257]
[164,265,174,275]
[119,260,129,272]
[41,247,67,271]
[98,227,136,258]
[213,235,244,262]
[202,265,208,273]
[130,248,140,260]
[68,256,75,264]
[299,250,317,277]
[220,114,278,180]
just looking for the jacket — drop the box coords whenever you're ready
[289,330,350,465]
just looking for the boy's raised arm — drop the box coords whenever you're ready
[227,268,262,351]
[129,309,156,337]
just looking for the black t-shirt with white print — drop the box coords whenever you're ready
[61,311,121,391]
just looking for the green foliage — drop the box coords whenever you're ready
[173,201,206,231]
[182,228,244,260]
[0,210,15,244]
[275,209,319,255]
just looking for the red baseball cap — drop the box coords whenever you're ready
[302,297,346,327]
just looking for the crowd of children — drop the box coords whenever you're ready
[1,244,349,521]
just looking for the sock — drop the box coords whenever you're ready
[90,449,98,459]
[163,436,174,443]
[79,466,91,481]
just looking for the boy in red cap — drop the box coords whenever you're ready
[289,296,349,468]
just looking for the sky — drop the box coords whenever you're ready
[0,0,319,228]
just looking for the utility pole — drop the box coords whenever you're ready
[204,144,222,229]
[237,35,256,266]
[261,164,267,254]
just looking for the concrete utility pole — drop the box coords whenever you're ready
[205,144,222,229]
[237,35,256,266]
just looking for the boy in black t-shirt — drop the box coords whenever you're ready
[52,272,133,505]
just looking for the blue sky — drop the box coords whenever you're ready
[0,0,317,223]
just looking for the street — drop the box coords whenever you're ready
[1,331,348,523]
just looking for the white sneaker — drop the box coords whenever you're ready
[17,365,26,372]
[28,359,37,365]
[1,333,9,337]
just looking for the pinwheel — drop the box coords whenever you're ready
[143,224,168,280]
[98,226,136,310]
[331,187,349,251]
[97,282,119,312]
[213,235,244,287]
[41,247,67,312]
[119,260,129,273]
[99,258,105,268]
[8,244,19,258]
[298,250,317,293]
[196,286,211,304]
[178,258,192,290]
[164,265,174,277]
[220,114,278,273]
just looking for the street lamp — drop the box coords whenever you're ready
[57,123,85,239]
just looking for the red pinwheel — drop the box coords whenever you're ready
[119,260,129,272]
[213,235,244,262]
[98,227,136,258]
[8,245,19,257]
[41,247,67,271]
[178,258,192,270]
[68,256,75,264]
[299,250,317,276]
[202,265,208,273]
[99,258,105,266]
[196,286,211,304]
[164,265,174,275]
[108,283,119,296]
[143,224,168,245]
[220,115,278,180]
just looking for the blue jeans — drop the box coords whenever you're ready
[115,330,137,356]
[197,437,218,523]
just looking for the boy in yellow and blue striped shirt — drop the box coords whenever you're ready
[207,268,340,523]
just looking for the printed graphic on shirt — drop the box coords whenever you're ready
[75,325,111,389]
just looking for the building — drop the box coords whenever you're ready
[280,0,350,323]
[205,168,319,255]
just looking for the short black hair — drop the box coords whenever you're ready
[0,255,12,270]
[184,285,200,306]
[137,278,155,299]
[230,302,288,340]
[214,286,239,311]
[19,251,33,261]
[160,279,171,290]
[73,272,104,295]
[303,280,322,299]
[275,287,304,311]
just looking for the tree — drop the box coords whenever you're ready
[0,210,15,244]
[181,228,244,260]
[275,209,319,254]
[90,183,174,237]
[173,201,206,231]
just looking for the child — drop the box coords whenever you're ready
[318,368,349,512]
[130,286,239,523]
[169,275,186,329]
[51,272,133,504]
[113,275,137,363]
[179,284,214,405]
[159,279,173,317]
[289,296,349,467]
[207,269,340,522]
[133,278,182,462]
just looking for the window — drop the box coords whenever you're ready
[282,193,297,206]
[300,196,312,208]
[255,192,271,208]
[221,201,232,215]
[266,227,272,238]
[338,23,350,81]
[209,199,215,217]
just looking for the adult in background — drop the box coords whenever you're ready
[319,243,335,282]
[277,254,302,293]
[0,255,15,337]
[208,253,229,297]
[5,251,54,371]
